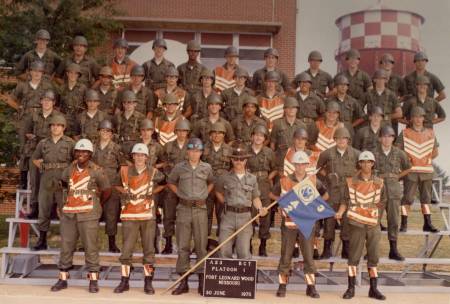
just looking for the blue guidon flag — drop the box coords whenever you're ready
[277,178,335,239]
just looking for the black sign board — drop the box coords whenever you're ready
[203,258,257,299]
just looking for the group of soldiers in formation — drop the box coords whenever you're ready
[8,28,447,300]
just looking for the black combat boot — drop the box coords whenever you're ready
[108,235,120,253]
[51,271,69,292]
[399,215,408,232]
[320,240,333,259]
[388,240,405,261]
[380,223,387,231]
[172,274,189,295]
[342,276,355,299]
[88,272,99,293]
[162,236,173,254]
[368,277,386,300]
[198,273,204,295]
[114,276,130,293]
[306,284,320,298]
[32,231,47,251]
[258,239,268,257]
[276,284,287,297]
[423,214,439,233]
[26,204,39,219]
[144,275,155,295]
[341,240,349,259]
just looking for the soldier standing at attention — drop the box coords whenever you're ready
[396,106,440,233]
[378,53,406,99]
[31,115,75,251]
[154,67,187,118]
[301,50,333,99]
[271,151,327,298]
[374,126,411,260]
[15,29,61,81]
[183,68,218,121]
[257,71,285,131]
[177,40,206,93]
[231,96,267,144]
[143,38,175,90]
[216,142,267,258]
[213,46,240,93]
[154,93,185,146]
[92,119,124,253]
[251,48,290,95]
[247,125,277,256]
[108,38,137,90]
[353,106,383,153]
[50,139,111,293]
[293,72,325,128]
[75,89,109,142]
[113,143,165,295]
[312,101,344,153]
[338,151,386,301]
[96,66,118,116]
[168,138,214,296]
[221,67,254,121]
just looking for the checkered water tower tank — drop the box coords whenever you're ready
[335,3,425,76]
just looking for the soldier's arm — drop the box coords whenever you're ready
[31,141,44,168]
[96,168,112,204]
[316,150,328,176]
[364,73,373,91]
[432,102,446,124]
[167,165,180,193]
[352,102,365,127]
[398,152,411,180]
[433,76,446,102]
[225,121,235,143]
[432,142,439,159]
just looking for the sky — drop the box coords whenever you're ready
[296,0,450,176]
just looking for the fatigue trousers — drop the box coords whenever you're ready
[175,204,208,274]
[258,198,272,240]
[323,204,349,241]
[348,223,380,268]
[38,171,63,232]
[163,189,178,238]
[206,192,223,237]
[58,214,100,272]
[102,189,121,236]
[119,220,156,265]
[278,224,316,275]
[385,198,400,241]
[29,158,40,207]
[219,211,253,259]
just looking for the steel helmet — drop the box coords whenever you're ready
[416,75,430,85]
[35,29,50,40]
[380,126,395,137]
[41,90,56,101]
[411,106,426,117]
[284,97,299,109]
[292,151,310,165]
[165,66,179,77]
[358,150,375,162]
[162,93,179,105]
[72,35,88,47]
[308,50,323,62]
[369,106,384,116]
[414,51,428,62]
[152,38,168,50]
[113,38,128,49]
[326,101,341,113]
[334,75,350,86]
[140,119,154,130]
[99,66,113,77]
[252,125,268,137]
[207,94,223,106]
[175,119,191,131]
[265,70,280,82]
[209,122,227,133]
[295,72,312,84]
[293,128,309,139]
[131,143,149,156]
[85,89,100,101]
[74,139,94,152]
[65,63,81,75]
[98,119,113,130]
[242,96,259,107]
[334,127,351,139]
[30,61,45,72]
[186,40,201,51]
[200,68,214,80]
[224,46,239,57]
[49,115,67,127]
[121,90,137,102]
[234,67,250,78]
[264,48,279,58]
[379,53,395,64]
[130,65,145,77]
[346,49,361,60]
[372,69,388,80]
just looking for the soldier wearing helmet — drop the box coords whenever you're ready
[183,68,217,121]
[312,101,344,153]
[353,106,384,152]
[75,89,109,143]
[177,40,207,92]
[404,51,446,101]
[257,71,286,130]
[396,106,440,234]
[297,50,333,99]
[213,46,240,93]
[154,66,187,118]
[143,38,175,90]
[294,72,326,126]
[168,138,214,295]
[246,125,277,257]
[339,150,387,301]
[15,29,61,80]
[251,48,290,95]
[363,69,402,129]
[378,53,407,98]
[91,119,124,253]
[221,67,255,120]
[109,142,164,295]
[401,75,446,128]
[192,94,235,144]
[230,96,267,144]
[270,150,327,298]
[327,74,364,136]
[154,93,185,147]
[95,66,119,115]
[108,38,137,90]
[335,48,372,106]
[373,125,411,261]
[55,35,100,86]
[50,138,110,294]
[317,127,360,260]
[30,114,75,252]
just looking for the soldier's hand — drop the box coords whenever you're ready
[335,212,343,220]
[32,159,43,169]
[25,133,35,140]
[259,207,268,217]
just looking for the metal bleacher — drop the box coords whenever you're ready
[1,180,450,292]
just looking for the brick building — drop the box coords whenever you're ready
[114,0,297,77]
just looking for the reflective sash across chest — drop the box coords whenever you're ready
[111,62,133,88]
[120,166,155,221]
[403,128,435,174]
[155,117,178,146]
[346,178,382,227]
[314,120,337,152]
[283,148,319,176]
[63,168,95,213]
[156,89,186,112]
[214,66,235,93]
[259,96,284,131]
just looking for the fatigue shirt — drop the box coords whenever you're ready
[338,69,372,104]
[364,88,400,122]
[402,96,446,128]
[56,55,100,86]
[353,125,381,152]
[231,116,267,144]
[168,160,213,201]
[92,140,123,185]
[177,61,206,92]
[97,86,118,115]
[192,116,235,144]
[216,172,260,208]
[13,79,54,117]
[246,146,276,200]
[251,67,290,95]
[143,57,175,90]
[15,49,61,78]
[404,70,445,97]
[221,86,255,120]
[76,110,110,142]
[201,142,232,176]
[295,92,325,121]
[304,68,334,98]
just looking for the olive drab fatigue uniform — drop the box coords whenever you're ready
[119,166,165,267]
[161,139,188,238]
[154,87,186,117]
[387,74,407,98]
[317,146,360,242]
[183,90,218,122]
[97,86,118,116]
[213,64,239,93]
[15,49,61,79]
[221,86,255,121]
[120,84,156,117]
[177,61,206,93]
[247,146,276,240]
[251,67,290,96]
[402,96,446,129]
[141,140,164,169]
[143,57,175,90]
[13,79,54,120]
[396,128,438,205]
[273,175,326,281]
[109,56,137,90]
[374,146,411,241]
[231,116,267,144]
[201,142,232,236]
[257,92,285,131]
[404,70,445,98]
[192,117,235,144]
[216,171,260,259]
[270,117,307,171]
[363,88,400,125]
[337,69,372,106]
[295,92,326,126]
[344,174,386,269]
[304,68,334,99]
[112,110,145,154]
[58,161,110,272]
[353,126,381,152]
[32,135,75,232]
[328,95,364,136]
[56,56,100,86]
[75,110,110,143]
[92,140,123,237]
[168,160,213,273]
[59,82,87,137]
